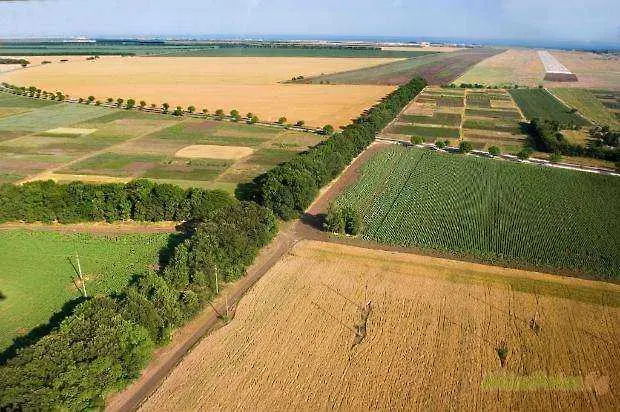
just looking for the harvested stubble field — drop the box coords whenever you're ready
[0,229,171,352]
[297,48,503,85]
[333,146,620,279]
[456,48,620,90]
[2,56,400,127]
[142,240,620,411]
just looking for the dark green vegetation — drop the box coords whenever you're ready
[0,41,432,58]
[525,119,619,162]
[0,180,232,223]
[509,88,590,127]
[295,48,503,85]
[0,202,277,409]
[0,58,30,65]
[250,77,427,219]
[0,230,170,352]
[390,124,460,139]
[401,112,461,127]
[333,146,620,279]
[462,118,521,134]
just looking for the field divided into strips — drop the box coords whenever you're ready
[550,88,619,128]
[299,48,503,85]
[509,88,590,126]
[143,240,620,411]
[455,49,545,87]
[386,87,526,153]
[0,93,324,189]
[334,146,620,279]
[0,229,171,352]
[591,90,620,124]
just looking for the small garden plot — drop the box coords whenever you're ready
[462,118,522,134]
[175,144,254,160]
[389,124,460,139]
[464,108,522,120]
[465,92,491,108]
[509,88,590,126]
[38,127,97,137]
[437,95,463,107]
[400,112,461,127]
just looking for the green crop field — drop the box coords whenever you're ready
[0,229,172,352]
[0,93,58,109]
[400,112,461,127]
[333,146,619,279]
[464,108,522,120]
[509,88,590,126]
[550,88,619,129]
[388,124,460,139]
[462,118,521,134]
[0,103,113,132]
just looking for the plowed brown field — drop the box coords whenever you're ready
[142,240,619,411]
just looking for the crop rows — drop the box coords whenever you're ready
[335,146,620,279]
[509,88,590,126]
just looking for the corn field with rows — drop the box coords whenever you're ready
[335,146,620,279]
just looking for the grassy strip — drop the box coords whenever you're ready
[390,124,460,139]
[400,112,461,127]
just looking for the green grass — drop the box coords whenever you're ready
[462,118,521,134]
[334,146,620,280]
[550,88,619,129]
[389,124,460,139]
[509,88,590,126]
[143,158,232,181]
[146,121,274,147]
[0,93,58,108]
[0,103,113,132]
[400,112,461,127]
[245,148,298,166]
[464,108,522,120]
[0,229,172,352]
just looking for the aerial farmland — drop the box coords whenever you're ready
[0,1,619,410]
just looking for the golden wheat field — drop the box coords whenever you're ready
[2,56,398,127]
[142,240,620,411]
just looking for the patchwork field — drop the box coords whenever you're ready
[0,94,325,190]
[142,240,620,411]
[296,48,503,85]
[332,146,620,279]
[456,49,620,90]
[384,86,526,153]
[509,88,590,126]
[0,229,171,353]
[2,56,400,127]
[550,88,620,128]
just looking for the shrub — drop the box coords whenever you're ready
[517,147,533,160]
[459,141,473,154]
[435,140,446,149]
[411,136,424,145]
[488,146,501,156]
[250,115,259,124]
[549,153,563,163]
[277,116,287,125]
[322,124,334,135]
[324,205,361,235]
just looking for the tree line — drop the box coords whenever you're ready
[525,119,619,163]
[0,180,233,224]
[0,202,277,409]
[248,76,428,219]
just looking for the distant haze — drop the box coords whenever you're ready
[1,0,618,49]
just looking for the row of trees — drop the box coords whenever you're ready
[0,202,278,409]
[249,77,428,219]
[525,119,619,162]
[0,180,233,224]
[1,83,66,101]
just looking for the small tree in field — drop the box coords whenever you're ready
[139,100,146,109]
[324,205,361,235]
[116,98,124,108]
[277,116,287,125]
[246,112,253,119]
[202,108,209,115]
[435,140,446,149]
[411,136,424,145]
[295,120,305,127]
[488,146,501,156]
[173,106,183,116]
[106,97,113,104]
[250,115,259,124]
[459,141,473,154]
[150,103,157,109]
[125,99,135,110]
[322,124,334,135]
[87,96,95,104]
[187,105,196,114]
[230,109,241,122]
[162,102,170,113]
[95,100,101,106]
[215,109,224,119]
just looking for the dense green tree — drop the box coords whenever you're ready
[459,141,473,154]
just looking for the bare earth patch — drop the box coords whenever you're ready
[175,144,254,159]
[41,127,97,136]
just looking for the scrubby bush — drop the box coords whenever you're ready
[488,146,501,156]
[517,147,533,160]
[459,141,473,154]
[411,136,424,145]
[324,205,361,235]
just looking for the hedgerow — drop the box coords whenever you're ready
[252,76,427,219]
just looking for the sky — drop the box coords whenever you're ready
[1,0,619,46]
